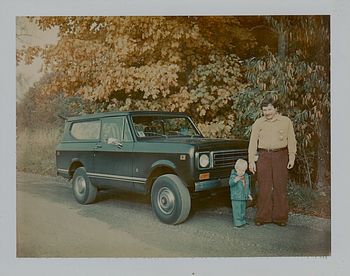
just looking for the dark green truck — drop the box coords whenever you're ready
[56,111,248,224]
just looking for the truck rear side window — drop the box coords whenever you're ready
[70,120,101,140]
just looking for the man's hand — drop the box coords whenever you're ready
[249,162,256,174]
[248,194,253,201]
[287,160,294,169]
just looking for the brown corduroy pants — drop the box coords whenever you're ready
[256,148,289,223]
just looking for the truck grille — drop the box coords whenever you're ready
[213,150,248,168]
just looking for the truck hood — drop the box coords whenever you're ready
[143,137,249,151]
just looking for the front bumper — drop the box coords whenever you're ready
[194,177,229,192]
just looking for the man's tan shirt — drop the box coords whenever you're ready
[248,114,297,164]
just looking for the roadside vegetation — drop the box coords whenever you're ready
[15,126,330,218]
[287,182,330,218]
[16,127,62,176]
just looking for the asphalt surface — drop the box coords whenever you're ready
[16,172,331,257]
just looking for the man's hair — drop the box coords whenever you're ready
[260,96,278,109]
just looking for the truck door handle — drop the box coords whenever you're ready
[116,142,123,149]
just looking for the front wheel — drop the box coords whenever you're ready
[151,174,191,225]
[72,167,97,204]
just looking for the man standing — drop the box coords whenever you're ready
[248,96,297,226]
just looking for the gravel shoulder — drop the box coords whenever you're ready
[16,172,331,257]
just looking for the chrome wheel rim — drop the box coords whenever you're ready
[157,187,175,215]
[74,176,86,196]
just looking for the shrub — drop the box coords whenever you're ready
[16,127,62,175]
[288,181,317,213]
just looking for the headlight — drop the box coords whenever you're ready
[199,153,210,168]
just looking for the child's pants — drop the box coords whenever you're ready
[231,200,247,226]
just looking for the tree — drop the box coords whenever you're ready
[17,16,256,129]
[265,16,330,64]
[16,73,102,130]
[265,16,330,189]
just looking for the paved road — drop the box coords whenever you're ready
[16,172,331,257]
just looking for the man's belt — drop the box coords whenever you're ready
[258,147,287,153]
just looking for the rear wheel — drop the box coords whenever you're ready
[151,174,191,224]
[72,167,97,204]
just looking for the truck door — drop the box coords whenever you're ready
[92,116,135,191]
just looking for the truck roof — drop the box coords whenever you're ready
[67,110,188,122]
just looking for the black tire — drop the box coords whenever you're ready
[72,167,97,204]
[151,174,191,225]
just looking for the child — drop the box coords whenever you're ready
[229,158,252,228]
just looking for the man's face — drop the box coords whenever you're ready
[262,103,277,121]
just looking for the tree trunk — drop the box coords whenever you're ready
[315,114,330,190]
[278,30,287,60]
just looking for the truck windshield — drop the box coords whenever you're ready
[131,115,202,138]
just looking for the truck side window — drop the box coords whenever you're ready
[70,120,101,140]
[101,117,133,142]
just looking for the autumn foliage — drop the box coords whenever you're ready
[16,16,330,188]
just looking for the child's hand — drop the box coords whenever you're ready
[234,176,241,182]
[248,195,253,201]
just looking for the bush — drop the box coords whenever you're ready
[287,180,330,218]
[288,181,316,211]
[16,127,62,175]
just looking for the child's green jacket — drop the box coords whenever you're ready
[229,170,251,200]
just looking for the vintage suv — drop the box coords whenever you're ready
[56,111,248,224]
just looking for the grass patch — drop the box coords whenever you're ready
[17,127,62,176]
[288,181,331,218]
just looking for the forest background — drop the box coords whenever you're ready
[16,15,331,217]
